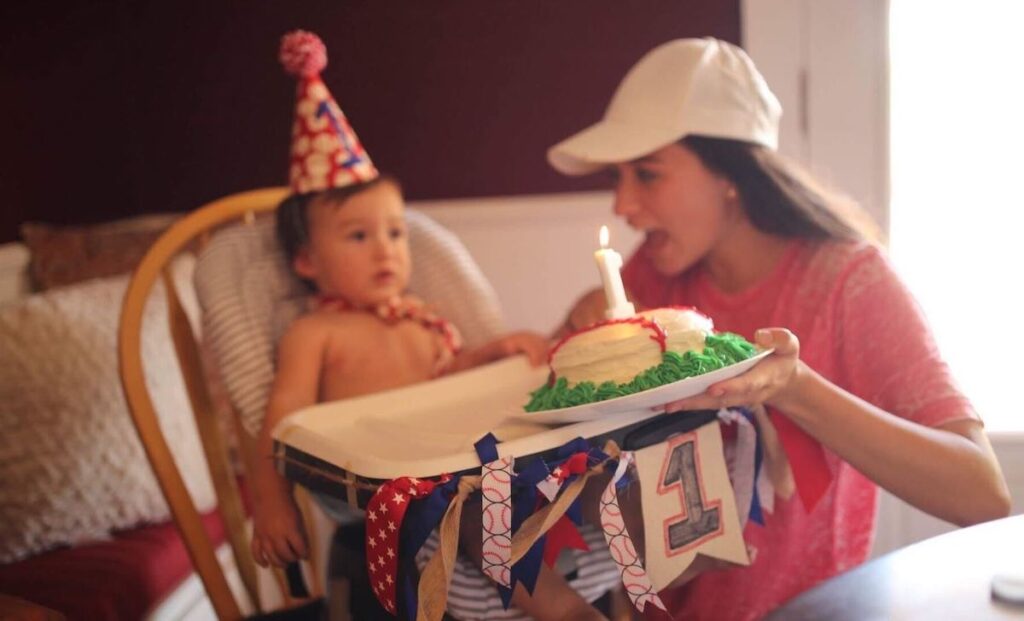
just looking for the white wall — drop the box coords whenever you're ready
[743,0,890,232]
[743,0,1022,559]
[413,192,642,334]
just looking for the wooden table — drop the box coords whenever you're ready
[766,514,1024,620]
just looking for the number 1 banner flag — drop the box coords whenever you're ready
[634,419,750,591]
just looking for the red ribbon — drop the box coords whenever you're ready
[543,515,590,567]
[767,407,832,511]
[365,475,449,614]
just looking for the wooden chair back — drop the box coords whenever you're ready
[118,188,294,620]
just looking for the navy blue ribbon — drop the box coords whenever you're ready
[739,408,765,526]
[398,475,460,620]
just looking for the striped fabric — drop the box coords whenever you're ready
[193,209,506,437]
[415,523,620,621]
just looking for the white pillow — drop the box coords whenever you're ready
[0,257,216,563]
[195,209,507,437]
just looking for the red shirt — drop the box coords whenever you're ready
[622,239,978,620]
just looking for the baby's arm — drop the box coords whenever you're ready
[447,331,551,373]
[251,317,327,568]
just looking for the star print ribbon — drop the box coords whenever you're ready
[366,475,449,615]
[536,451,589,502]
[600,451,667,614]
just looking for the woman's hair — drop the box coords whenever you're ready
[275,174,402,265]
[682,135,881,243]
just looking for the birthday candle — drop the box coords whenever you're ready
[594,225,636,319]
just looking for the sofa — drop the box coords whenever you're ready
[0,216,242,620]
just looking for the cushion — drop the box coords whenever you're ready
[0,509,227,620]
[0,256,216,563]
[194,209,506,436]
[20,213,179,290]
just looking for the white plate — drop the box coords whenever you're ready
[519,349,774,425]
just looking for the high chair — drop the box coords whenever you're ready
[117,187,507,620]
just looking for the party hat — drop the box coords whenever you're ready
[279,30,378,194]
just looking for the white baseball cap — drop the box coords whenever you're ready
[548,38,782,175]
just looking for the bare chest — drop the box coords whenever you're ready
[319,316,440,401]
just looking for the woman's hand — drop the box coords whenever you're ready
[554,288,608,339]
[657,328,803,412]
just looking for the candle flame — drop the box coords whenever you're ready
[599,225,609,248]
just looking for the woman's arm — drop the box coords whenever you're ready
[553,287,645,340]
[776,355,1009,526]
[663,329,1011,527]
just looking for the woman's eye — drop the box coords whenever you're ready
[636,168,658,183]
[347,230,367,241]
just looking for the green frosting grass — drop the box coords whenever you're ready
[524,332,757,412]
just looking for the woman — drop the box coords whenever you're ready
[549,37,1010,620]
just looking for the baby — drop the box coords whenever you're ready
[251,177,613,620]
[251,175,550,564]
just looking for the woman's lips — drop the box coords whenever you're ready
[644,229,670,254]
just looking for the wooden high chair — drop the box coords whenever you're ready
[118,186,509,620]
[118,187,310,620]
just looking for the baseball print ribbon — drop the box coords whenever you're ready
[481,453,514,587]
[600,451,668,614]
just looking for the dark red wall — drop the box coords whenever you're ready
[0,0,739,242]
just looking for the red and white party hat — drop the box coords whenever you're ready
[279,30,378,194]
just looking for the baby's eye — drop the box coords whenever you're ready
[389,227,405,240]
[347,230,367,241]
[605,168,621,185]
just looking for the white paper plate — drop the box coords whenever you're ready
[519,349,774,425]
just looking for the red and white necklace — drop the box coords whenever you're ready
[314,294,463,374]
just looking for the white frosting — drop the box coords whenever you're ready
[551,307,713,386]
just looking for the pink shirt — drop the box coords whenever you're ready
[621,239,978,621]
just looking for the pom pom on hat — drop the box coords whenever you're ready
[278,29,378,193]
[279,30,327,78]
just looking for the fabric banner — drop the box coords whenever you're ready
[634,419,749,592]
[600,451,667,614]
[480,454,514,587]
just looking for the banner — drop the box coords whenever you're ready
[634,419,749,591]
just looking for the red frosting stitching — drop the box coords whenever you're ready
[548,306,714,376]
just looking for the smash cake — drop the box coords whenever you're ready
[525,306,757,412]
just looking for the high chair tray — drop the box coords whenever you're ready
[273,357,717,504]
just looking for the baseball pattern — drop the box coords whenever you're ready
[365,475,447,614]
[480,454,514,587]
[600,451,668,614]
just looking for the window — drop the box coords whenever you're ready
[889,1,1024,431]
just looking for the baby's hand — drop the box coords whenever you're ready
[448,331,551,373]
[251,480,309,568]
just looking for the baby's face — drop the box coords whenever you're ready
[295,181,411,306]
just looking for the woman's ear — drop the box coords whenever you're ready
[293,248,316,280]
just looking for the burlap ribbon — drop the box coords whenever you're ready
[415,441,621,621]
